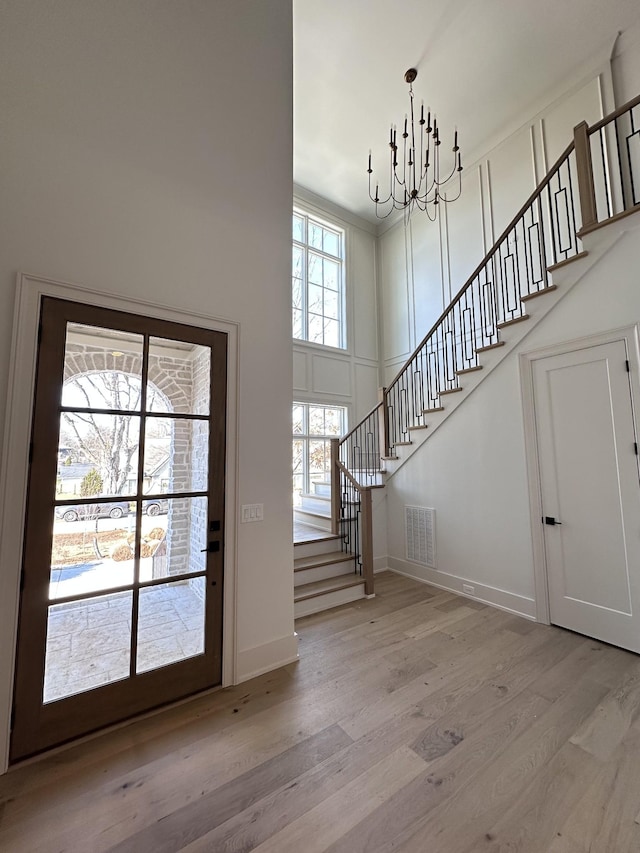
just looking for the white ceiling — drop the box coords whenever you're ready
[293,0,640,224]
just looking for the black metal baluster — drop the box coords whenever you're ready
[629,108,638,207]
[615,113,628,211]
[567,154,579,256]
[598,128,611,220]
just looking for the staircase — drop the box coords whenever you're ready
[293,526,368,617]
[297,93,640,618]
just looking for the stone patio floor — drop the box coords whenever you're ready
[44,580,205,703]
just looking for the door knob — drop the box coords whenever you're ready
[544,516,562,526]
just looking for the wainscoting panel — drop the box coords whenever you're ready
[311,353,352,396]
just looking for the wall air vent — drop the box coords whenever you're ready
[405,506,436,568]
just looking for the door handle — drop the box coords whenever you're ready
[200,541,221,553]
[544,516,562,526]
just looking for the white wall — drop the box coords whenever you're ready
[293,187,380,425]
[377,66,614,384]
[385,214,640,616]
[0,0,295,766]
[612,21,640,104]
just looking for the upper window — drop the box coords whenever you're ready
[292,210,345,349]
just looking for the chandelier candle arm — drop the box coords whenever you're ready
[367,68,463,220]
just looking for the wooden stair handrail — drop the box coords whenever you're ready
[336,459,376,492]
[585,91,640,135]
[337,139,575,457]
[385,138,575,395]
[337,400,384,457]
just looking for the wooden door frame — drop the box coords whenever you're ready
[519,324,640,626]
[0,273,239,773]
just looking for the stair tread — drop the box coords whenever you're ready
[521,284,558,302]
[497,313,529,329]
[295,507,332,519]
[294,550,353,571]
[476,341,505,353]
[440,386,463,395]
[294,574,364,602]
[547,250,588,272]
[294,533,341,547]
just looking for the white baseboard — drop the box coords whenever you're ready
[387,557,536,620]
[236,632,299,683]
[374,555,389,574]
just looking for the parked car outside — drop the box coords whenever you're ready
[144,499,169,516]
[55,501,131,523]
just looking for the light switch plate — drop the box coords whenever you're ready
[241,503,264,523]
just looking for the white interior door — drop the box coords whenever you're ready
[533,338,640,652]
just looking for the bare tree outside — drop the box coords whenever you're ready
[61,372,168,494]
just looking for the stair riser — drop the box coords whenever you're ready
[294,582,366,618]
[312,482,332,497]
[294,537,343,559]
[298,495,331,514]
[294,559,357,586]
[293,509,332,531]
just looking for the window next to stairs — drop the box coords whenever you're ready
[292,402,347,507]
[292,209,345,349]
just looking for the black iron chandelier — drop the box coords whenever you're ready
[367,68,463,220]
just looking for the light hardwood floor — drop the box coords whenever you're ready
[2,571,640,852]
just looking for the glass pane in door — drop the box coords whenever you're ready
[61,324,144,407]
[49,508,136,600]
[136,578,206,674]
[43,592,132,703]
[57,413,141,500]
[139,496,207,581]
[143,418,209,493]
[147,338,211,415]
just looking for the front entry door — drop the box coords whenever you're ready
[533,339,640,652]
[11,297,227,761]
